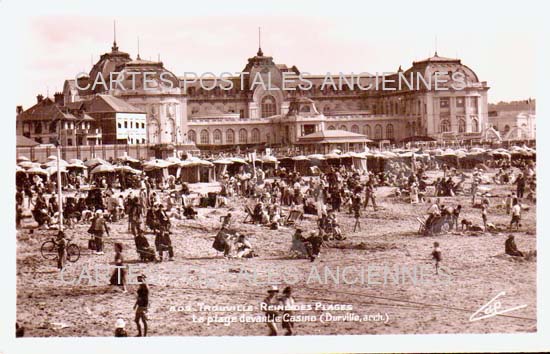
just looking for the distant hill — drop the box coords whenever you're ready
[489,99,536,112]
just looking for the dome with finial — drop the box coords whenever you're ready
[404,52,481,89]
[88,44,132,93]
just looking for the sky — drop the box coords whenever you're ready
[12,0,540,109]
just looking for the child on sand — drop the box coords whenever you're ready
[431,242,442,274]
[481,204,488,231]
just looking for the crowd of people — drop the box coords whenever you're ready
[15,147,537,336]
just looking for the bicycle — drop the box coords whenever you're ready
[41,236,81,262]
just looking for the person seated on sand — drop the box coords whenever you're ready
[505,235,524,257]
[235,234,255,258]
[253,202,264,224]
[134,231,156,262]
[303,231,324,262]
[168,206,184,220]
[424,199,441,233]
[290,229,308,256]
[270,210,282,230]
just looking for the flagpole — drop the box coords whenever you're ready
[57,120,63,231]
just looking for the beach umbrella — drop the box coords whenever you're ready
[45,166,67,175]
[18,161,38,169]
[442,148,456,155]
[114,165,141,174]
[213,158,233,165]
[165,156,182,165]
[84,158,109,168]
[347,152,367,159]
[26,166,48,175]
[66,163,86,169]
[46,155,57,161]
[228,157,248,164]
[117,155,140,163]
[16,165,25,172]
[17,156,30,162]
[307,154,326,160]
[143,159,172,171]
[469,147,486,154]
[198,160,214,167]
[455,150,467,158]
[90,164,115,174]
[261,155,278,163]
[292,155,309,161]
[381,151,398,158]
[372,152,388,159]
[44,159,69,168]
[324,153,341,159]
[68,158,84,165]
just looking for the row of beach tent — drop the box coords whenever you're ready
[16,145,535,180]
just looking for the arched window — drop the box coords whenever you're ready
[34,122,43,134]
[504,125,510,133]
[261,95,277,118]
[440,120,451,133]
[49,121,57,133]
[251,128,260,143]
[472,118,479,133]
[200,129,209,144]
[239,128,248,144]
[386,124,394,139]
[351,125,359,133]
[374,124,383,139]
[339,125,348,131]
[323,106,331,115]
[188,130,196,143]
[406,122,412,135]
[328,125,336,130]
[213,129,222,144]
[458,119,466,133]
[226,129,235,144]
[363,125,371,137]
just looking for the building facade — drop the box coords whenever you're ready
[18,39,491,151]
[85,94,147,145]
[488,110,536,141]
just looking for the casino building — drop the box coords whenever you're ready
[17,37,491,152]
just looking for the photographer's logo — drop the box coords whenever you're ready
[469,291,527,322]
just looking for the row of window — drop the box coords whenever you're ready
[326,124,394,140]
[25,121,91,135]
[439,117,480,133]
[186,83,370,97]
[188,128,262,145]
[117,121,146,129]
[440,97,478,110]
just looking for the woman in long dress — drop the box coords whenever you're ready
[410,182,419,204]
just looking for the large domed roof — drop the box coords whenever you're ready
[88,42,132,93]
[115,57,180,92]
[404,52,480,89]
